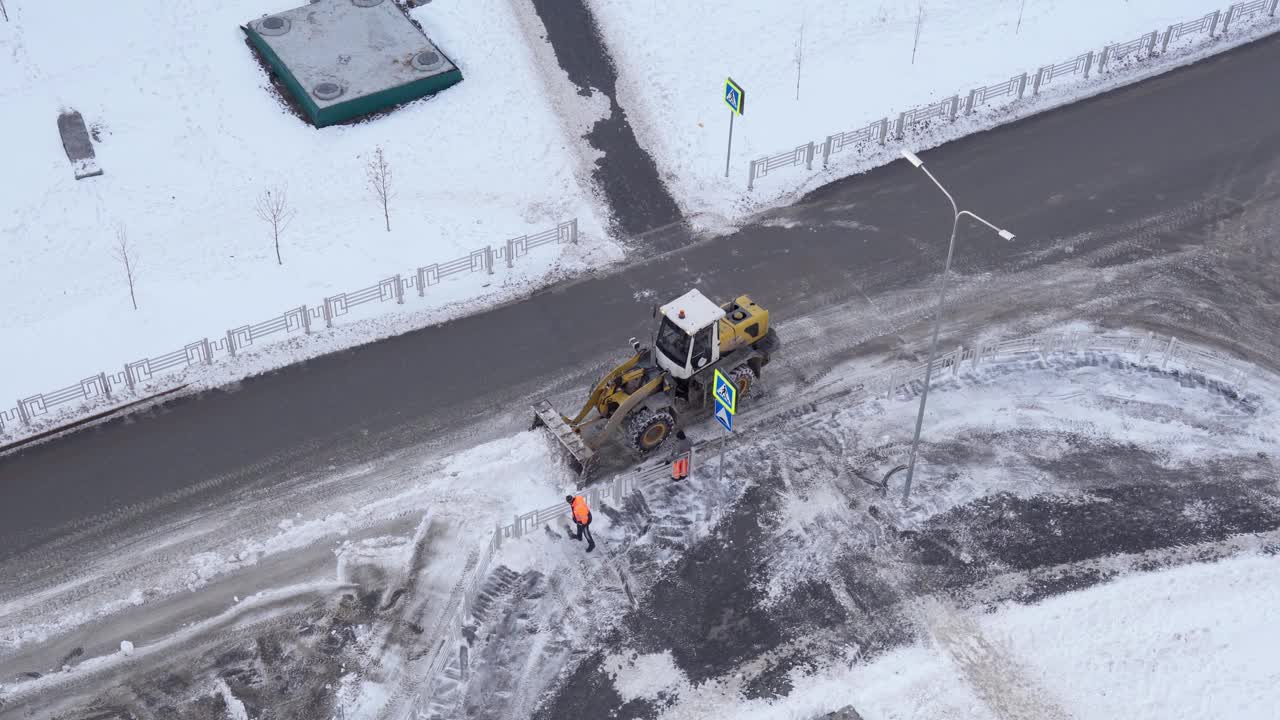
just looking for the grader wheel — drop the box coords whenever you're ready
[626,407,676,452]
[730,364,757,401]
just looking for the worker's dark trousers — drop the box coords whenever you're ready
[574,522,595,549]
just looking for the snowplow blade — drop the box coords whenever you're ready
[531,399,596,474]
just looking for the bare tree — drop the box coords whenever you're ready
[912,2,926,64]
[366,146,393,232]
[113,224,139,310]
[255,186,295,265]
[794,12,806,101]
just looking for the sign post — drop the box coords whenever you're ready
[723,77,745,178]
[712,368,737,482]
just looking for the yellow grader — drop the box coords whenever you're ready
[532,289,779,473]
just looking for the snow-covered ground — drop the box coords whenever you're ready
[642,552,1280,720]
[2,325,1276,716]
[443,337,1279,719]
[0,0,615,404]
[586,0,1276,221]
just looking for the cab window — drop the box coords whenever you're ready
[691,325,713,370]
[656,316,690,365]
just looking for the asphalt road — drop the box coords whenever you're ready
[2,31,1279,574]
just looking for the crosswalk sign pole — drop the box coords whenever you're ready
[723,78,744,179]
[724,110,734,178]
[717,432,727,483]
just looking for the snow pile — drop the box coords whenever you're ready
[603,650,687,703]
[215,678,250,720]
[753,352,1276,604]
[586,0,1273,220]
[0,0,612,402]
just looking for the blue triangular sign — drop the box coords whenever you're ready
[715,404,733,432]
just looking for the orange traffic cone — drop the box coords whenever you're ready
[671,456,690,481]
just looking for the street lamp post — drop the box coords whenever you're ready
[899,149,1015,505]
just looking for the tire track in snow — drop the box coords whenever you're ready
[914,596,1072,720]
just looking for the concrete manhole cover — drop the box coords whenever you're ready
[412,50,443,71]
[313,82,344,100]
[256,16,291,36]
[351,0,385,7]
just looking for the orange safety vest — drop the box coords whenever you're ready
[571,495,591,525]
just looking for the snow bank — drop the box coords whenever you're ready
[0,429,570,652]
[603,650,687,703]
[585,0,1272,221]
[0,0,612,403]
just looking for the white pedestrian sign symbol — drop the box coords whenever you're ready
[716,382,732,407]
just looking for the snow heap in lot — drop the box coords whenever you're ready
[585,0,1262,220]
[0,0,612,402]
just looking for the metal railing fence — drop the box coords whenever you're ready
[747,1,1280,190]
[0,219,579,441]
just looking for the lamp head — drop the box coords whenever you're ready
[998,229,1016,241]
[900,149,924,168]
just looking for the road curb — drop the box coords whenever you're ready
[0,385,190,457]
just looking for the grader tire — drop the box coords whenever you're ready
[626,407,676,453]
[730,364,756,401]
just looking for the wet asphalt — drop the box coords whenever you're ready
[527,0,684,238]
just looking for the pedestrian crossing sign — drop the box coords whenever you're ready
[713,368,737,415]
[723,77,745,115]
[714,403,733,432]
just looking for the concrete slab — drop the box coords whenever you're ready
[56,110,103,180]
[244,0,461,126]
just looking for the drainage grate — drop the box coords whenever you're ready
[256,16,291,36]
[412,50,443,71]
[313,82,344,100]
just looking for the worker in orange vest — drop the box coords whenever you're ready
[565,494,595,552]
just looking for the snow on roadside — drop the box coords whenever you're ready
[0,0,615,404]
[0,429,571,652]
[586,0,1275,223]
[980,552,1280,720]
[215,678,250,720]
